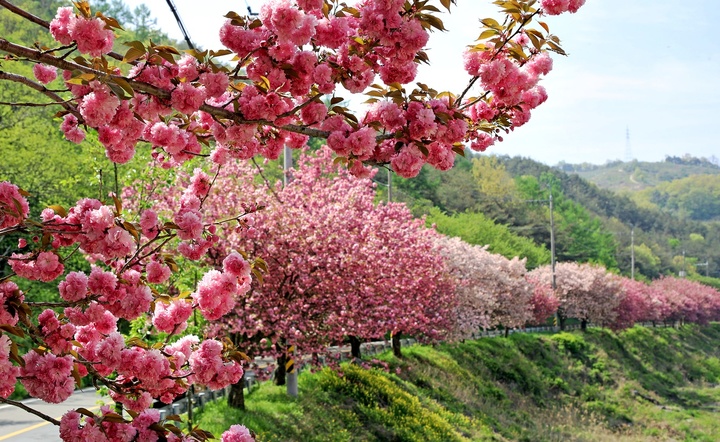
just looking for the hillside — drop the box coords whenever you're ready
[557,156,720,193]
[629,174,720,222]
[197,324,720,441]
[389,154,720,280]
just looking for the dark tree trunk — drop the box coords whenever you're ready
[275,353,287,386]
[392,332,402,358]
[228,375,246,410]
[555,307,565,331]
[349,335,361,359]
[581,319,588,331]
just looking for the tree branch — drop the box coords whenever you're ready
[0,39,383,142]
[0,0,126,63]
[0,70,80,118]
[0,397,61,426]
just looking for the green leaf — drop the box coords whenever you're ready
[113,77,134,97]
[123,47,145,64]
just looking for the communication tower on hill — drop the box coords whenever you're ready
[624,127,633,162]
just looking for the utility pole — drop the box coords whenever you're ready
[681,249,686,278]
[549,193,556,292]
[283,146,293,187]
[282,146,298,397]
[630,226,635,280]
[387,169,392,202]
[526,194,557,327]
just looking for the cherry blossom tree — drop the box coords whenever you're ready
[435,235,533,338]
[0,0,588,439]
[650,277,720,326]
[610,277,653,330]
[188,148,455,367]
[527,262,621,330]
[139,147,455,407]
[525,273,560,325]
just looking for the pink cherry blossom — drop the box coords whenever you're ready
[152,299,193,334]
[0,181,29,229]
[32,64,58,84]
[0,281,24,326]
[146,260,172,284]
[222,425,255,442]
[69,16,115,57]
[60,114,86,143]
[0,335,20,399]
[20,351,75,403]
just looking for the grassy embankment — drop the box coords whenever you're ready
[196,324,720,441]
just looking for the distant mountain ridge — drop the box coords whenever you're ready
[555,155,720,192]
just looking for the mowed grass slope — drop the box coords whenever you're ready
[196,324,720,441]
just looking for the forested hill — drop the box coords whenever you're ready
[555,156,720,223]
[388,153,720,282]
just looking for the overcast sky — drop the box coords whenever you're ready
[119,0,719,166]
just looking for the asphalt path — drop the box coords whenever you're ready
[0,389,105,441]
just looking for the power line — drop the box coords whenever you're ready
[244,0,259,16]
[165,0,195,50]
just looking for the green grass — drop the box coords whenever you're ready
[195,324,720,441]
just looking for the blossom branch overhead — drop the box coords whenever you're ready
[0,0,585,176]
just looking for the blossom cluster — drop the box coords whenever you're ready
[50,7,115,56]
[541,0,587,15]
[0,181,29,229]
[20,351,75,404]
[0,335,20,399]
[0,281,24,327]
[37,0,588,180]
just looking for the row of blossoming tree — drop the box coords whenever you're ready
[143,146,720,394]
[0,0,593,439]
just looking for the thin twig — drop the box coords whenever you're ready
[252,157,283,203]
[25,301,73,307]
[0,99,72,107]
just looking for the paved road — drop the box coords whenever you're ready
[0,389,105,441]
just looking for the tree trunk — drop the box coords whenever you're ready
[581,319,588,331]
[275,353,287,386]
[228,375,246,410]
[392,332,402,358]
[504,328,509,338]
[349,335,361,359]
[558,314,566,331]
